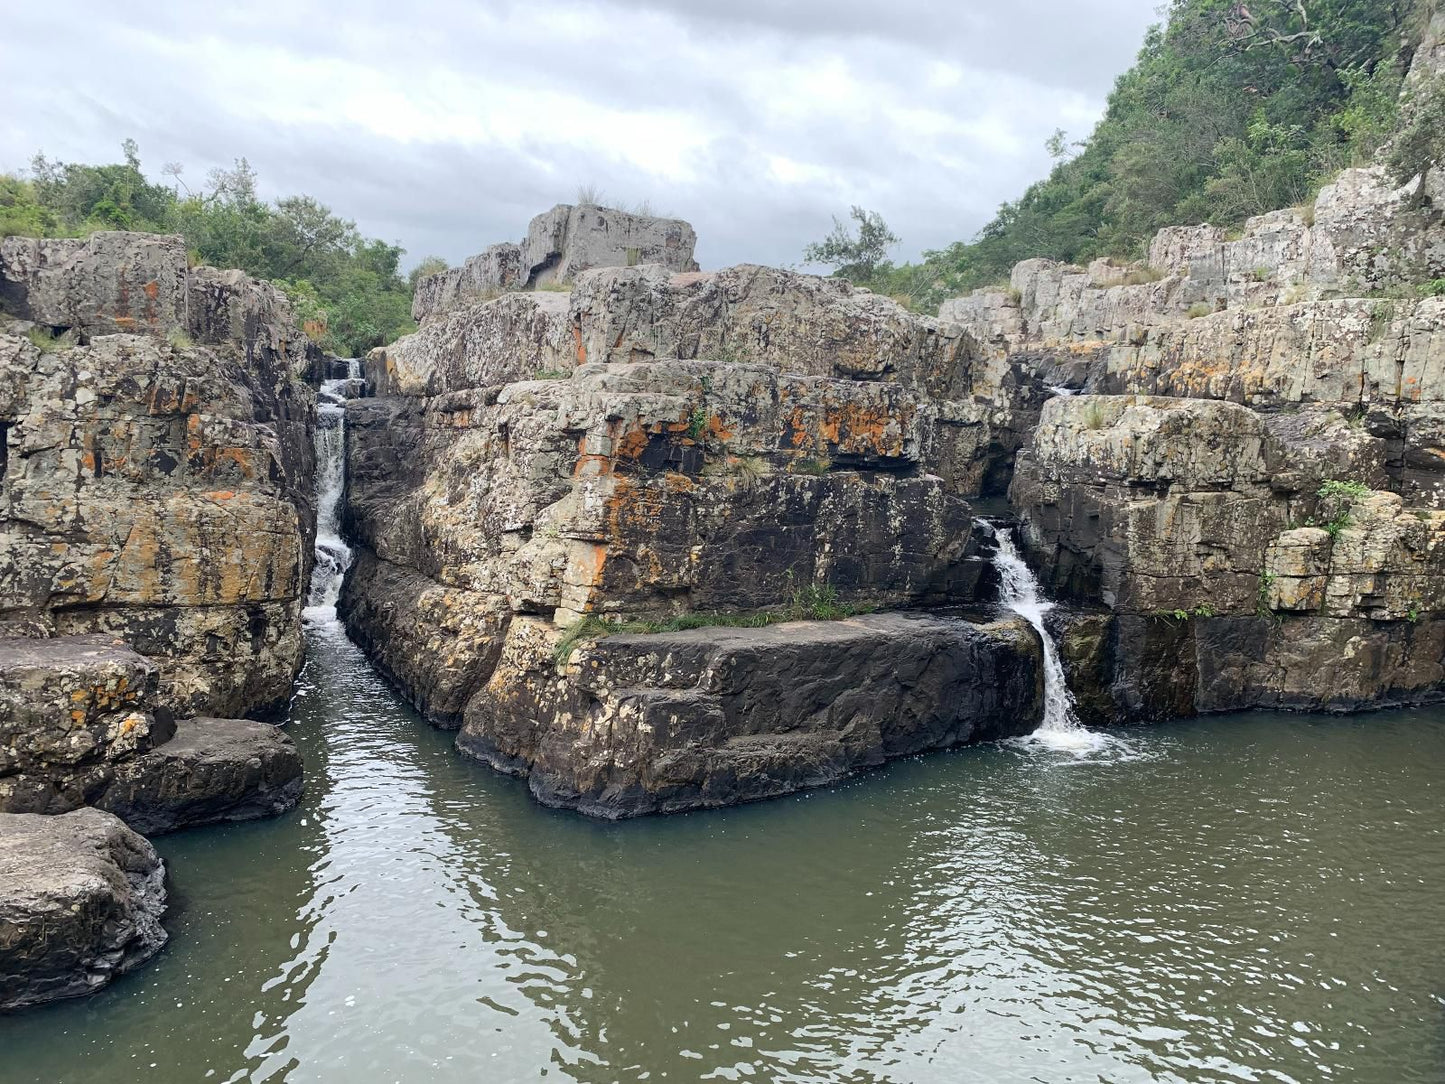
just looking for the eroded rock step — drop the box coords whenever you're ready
[457,612,1045,818]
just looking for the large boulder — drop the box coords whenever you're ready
[456,612,1043,818]
[411,204,698,323]
[93,717,303,835]
[0,808,166,1011]
[0,233,189,336]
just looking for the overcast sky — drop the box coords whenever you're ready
[1,0,1162,272]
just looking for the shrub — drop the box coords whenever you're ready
[1187,302,1214,319]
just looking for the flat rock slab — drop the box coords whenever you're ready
[459,611,1045,818]
[0,808,167,1012]
[94,718,304,835]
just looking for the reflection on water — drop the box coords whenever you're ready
[3,622,1443,1083]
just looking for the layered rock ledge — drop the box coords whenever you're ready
[456,612,1043,817]
[0,635,303,831]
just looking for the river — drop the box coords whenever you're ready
[2,617,1442,1082]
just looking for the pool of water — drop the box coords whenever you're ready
[3,621,1443,1083]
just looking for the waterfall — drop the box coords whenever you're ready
[980,521,1101,752]
[304,360,364,626]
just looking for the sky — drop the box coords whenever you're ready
[0,0,1163,273]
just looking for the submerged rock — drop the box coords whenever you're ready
[0,808,166,1012]
[456,612,1044,818]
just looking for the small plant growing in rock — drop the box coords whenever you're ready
[165,327,194,351]
[25,327,63,353]
[1122,268,1166,286]
[1318,479,1371,537]
[1419,279,1445,297]
[534,369,568,380]
[1407,601,1422,623]
[1186,302,1213,319]
[1256,571,1282,622]
[734,455,767,485]
[792,457,831,476]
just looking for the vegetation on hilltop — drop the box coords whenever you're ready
[807,0,1439,310]
[0,141,431,357]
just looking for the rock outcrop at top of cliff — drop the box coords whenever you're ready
[0,232,319,718]
[411,204,700,323]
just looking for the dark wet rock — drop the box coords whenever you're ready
[0,635,303,830]
[93,718,303,835]
[0,808,166,1012]
[456,612,1043,818]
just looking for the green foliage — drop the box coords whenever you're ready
[4,145,416,356]
[1257,570,1279,619]
[1318,478,1372,500]
[883,0,1423,303]
[1187,301,1215,318]
[792,457,831,476]
[407,255,449,291]
[1318,478,1371,536]
[803,206,901,284]
[1157,602,1218,621]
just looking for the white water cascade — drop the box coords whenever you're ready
[981,522,1104,753]
[303,360,365,626]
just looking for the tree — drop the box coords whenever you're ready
[803,207,900,283]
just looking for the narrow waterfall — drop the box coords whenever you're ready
[980,521,1098,750]
[304,360,364,625]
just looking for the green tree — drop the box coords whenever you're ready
[803,206,900,283]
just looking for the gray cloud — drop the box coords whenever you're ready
[1,0,1160,272]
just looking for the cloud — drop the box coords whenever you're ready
[0,0,1160,272]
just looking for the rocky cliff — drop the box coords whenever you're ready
[0,232,319,717]
[342,221,1049,811]
[933,42,1445,720]
[341,43,1445,798]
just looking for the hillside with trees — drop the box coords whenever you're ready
[0,142,423,357]
[810,0,1441,310]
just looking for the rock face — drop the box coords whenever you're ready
[411,204,699,322]
[0,808,167,1011]
[457,612,1043,818]
[0,635,303,831]
[0,232,318,717]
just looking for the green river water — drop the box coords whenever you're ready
[2,620,1442,1083]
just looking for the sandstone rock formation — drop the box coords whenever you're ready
[344,249,1057,811]
[0,808,167,1011]
[930,119,1445,721]
[411,204,699,323]
[0,635,303,830]
[0,232,319,717]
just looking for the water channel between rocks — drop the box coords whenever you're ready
[1,613,1442,1083]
